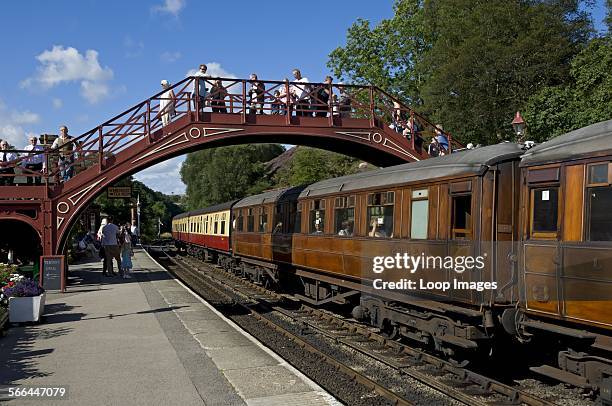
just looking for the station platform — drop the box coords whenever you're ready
[0,249,339,406]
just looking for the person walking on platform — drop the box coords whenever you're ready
[0,140,18,186]
[130,220,139,246]
[22,136,45,185]
[97,218,108,274]
[120,225,133,279]
[101,216,122,277]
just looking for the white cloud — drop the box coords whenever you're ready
[52,98,63,109]
[21,45,115,104]
[0,98,41,147]
[160,51,182,63]
[134,156,186,195]
[152,0,186,17]
[80,81,110,104]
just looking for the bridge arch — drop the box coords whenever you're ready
[0,76,461,255]
[0,218,43,266]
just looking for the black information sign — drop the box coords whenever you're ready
[40,256,65,292]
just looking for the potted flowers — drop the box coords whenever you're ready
[2,274,46,323]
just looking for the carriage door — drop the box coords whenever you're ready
[523,167,561,317]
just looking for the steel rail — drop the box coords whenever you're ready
[172,250,558,406]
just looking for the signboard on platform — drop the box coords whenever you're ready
[107,187,132,199]
[39,255,65,292]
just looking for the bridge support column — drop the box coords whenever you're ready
[42,199,58,256]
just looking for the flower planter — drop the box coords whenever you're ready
[8,293,46,323]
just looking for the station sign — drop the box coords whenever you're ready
[40,255,65,292]
[107,186,132,199]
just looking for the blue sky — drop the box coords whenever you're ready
[0,0,608,194]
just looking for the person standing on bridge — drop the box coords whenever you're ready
[193,64,208,111]
[51,126,74,182]
[101,216,122,277]
[313,76,333,117]
[160,80,176,127]
[249,74,265,115]
[290,69,311,117]
[22,136,45,185]
[0,140,18,186]
[210,79,228,113]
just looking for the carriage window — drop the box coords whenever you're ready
[214,215,219,234]
[452,195,472,239]
[588,163,609,185]
[587,186,612,241]
[335,196,355,236]
[294,202,302,233]
[259,207,267,232]
[531,187,559,236]
[273,204,284,233]
[247,208,255,232]
[310,199,326,234]
[220,219,226,235]
[367,192,394,238]
[411,201,428,239]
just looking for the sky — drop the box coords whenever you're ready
[0,0,608,195]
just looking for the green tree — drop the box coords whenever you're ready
[524,37,612,141]
[273,147,364,187]
[328,0,427,104]
[180,144,284,210]
[420,0,592,144]
[329,0,593,144]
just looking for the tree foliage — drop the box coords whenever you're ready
[180,144,284,210]
[273,147,363,187]
[524,37,612,141]
[92,178,183,241]
[329,0,594,144]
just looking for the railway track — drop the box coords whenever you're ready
[148,246,583,406]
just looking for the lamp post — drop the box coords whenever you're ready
[511,111,527,142]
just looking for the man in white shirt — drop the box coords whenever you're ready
[130,220,139,247]
[0,140,19,186]
[101,216,122,276]
[193,64,208,110]
[22,136,45,185]
[290,69,311,117]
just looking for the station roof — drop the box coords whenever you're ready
[234,186,306,209]
[520,119,612,166]
[299,143,525,199]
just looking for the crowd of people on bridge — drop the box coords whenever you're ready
[0,125,75,186]
[158,65,354,127]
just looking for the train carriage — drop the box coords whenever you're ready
[172,200,237,261]
[290,142,525,354]
[231,186,305,285]
[514,119,612,394]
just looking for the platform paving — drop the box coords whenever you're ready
[0,249,340,406]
